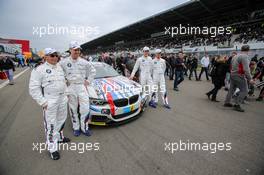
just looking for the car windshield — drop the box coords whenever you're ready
[94,63,120,79]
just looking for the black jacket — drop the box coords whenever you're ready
[0,58,15,71]
[168,56,175,67]
[104,57,113,66]
[174,57,184,71]
[190,57,198,69]
[211,62,228,86]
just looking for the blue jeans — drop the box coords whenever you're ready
[5,69,14,83]
[174,70,184,89]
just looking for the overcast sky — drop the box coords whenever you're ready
[0,0,188,52]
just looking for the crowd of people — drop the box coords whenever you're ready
[97,45,264,110]
[234,23,264,44]
[87,21,264,55]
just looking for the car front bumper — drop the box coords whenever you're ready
[89,95,147,126]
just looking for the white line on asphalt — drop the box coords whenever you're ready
[0,68,30,89]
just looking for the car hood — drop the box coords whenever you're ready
[87,75,142,100]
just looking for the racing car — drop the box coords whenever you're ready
[86,62,147,125]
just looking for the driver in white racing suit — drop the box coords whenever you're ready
[151,49,171,109]
[29,48,70,160]
[60,41,96,137]
[129,46,156,108]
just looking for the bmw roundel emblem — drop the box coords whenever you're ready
[67,63,72,67]
[46,69,51,74]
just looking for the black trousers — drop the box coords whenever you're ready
[165,67,169,76]
[189,68,198,80]
[259,86,264,98]
[170,67,175,80]
[184,68,188,76]
[199,67,209,80]
[207,83,222,100]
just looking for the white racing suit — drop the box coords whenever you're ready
[131,56,153,99]
[151,58,169,105]
[29,62,67,153]
[60,57,96,133]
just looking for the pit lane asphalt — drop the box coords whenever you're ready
[0,70,263,175]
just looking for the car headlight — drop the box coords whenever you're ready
[90,98,108,106]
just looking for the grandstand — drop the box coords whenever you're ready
[81,0,264,57]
